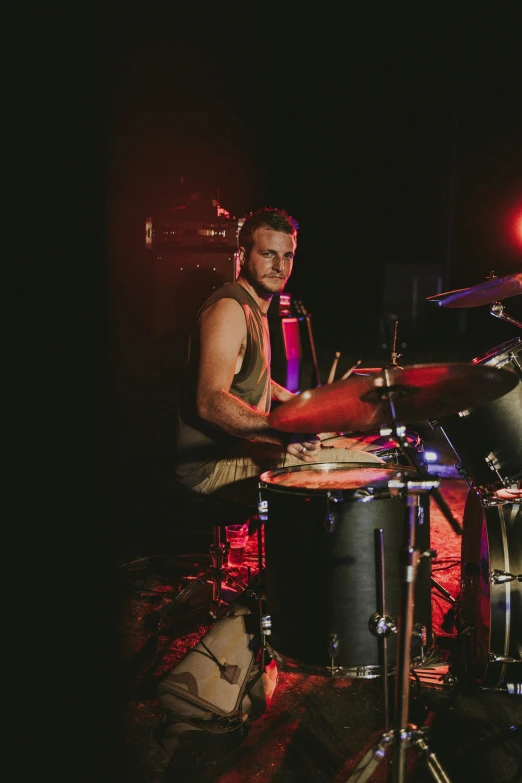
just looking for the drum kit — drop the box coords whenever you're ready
[255,271,521,783]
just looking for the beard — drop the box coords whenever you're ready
[242,268,288,298]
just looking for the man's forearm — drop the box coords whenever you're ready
[198,388,288,445]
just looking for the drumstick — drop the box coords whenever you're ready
[327,352,341,384]
[340,359,361,380]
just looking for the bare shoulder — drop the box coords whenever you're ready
[200,296,246,332]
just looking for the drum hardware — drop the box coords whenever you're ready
[490,568,522,584]
[430,578,458,607]
[430,337,522,493]
[369,612,398,638]
[328,633,340,673]
[452,489,522,691]
[346,477,453,783]
[381,421,463,536]
[487,652,520,665]
[489,299,522,329]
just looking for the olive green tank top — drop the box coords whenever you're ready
[174,282,271,488]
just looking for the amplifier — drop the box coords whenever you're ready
[150,250,239,340]
[145,203,241,252]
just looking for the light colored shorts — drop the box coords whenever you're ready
[191,444,385,509]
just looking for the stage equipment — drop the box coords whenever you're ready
[263,354,522,782]
[427,271,522,309]
[427,270,522,329]
[259,463,433,678]
[430,337,522,492]
[453,488,521,693]
[267,363,518,435]
[320,430,427,469]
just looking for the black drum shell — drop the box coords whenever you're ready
[435,337,522,489]
[455,489,522,688]
[259,463,432,676]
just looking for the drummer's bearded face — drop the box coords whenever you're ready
[239,227,296,299]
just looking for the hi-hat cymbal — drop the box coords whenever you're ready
[427,272,522,309]
[268,363,519,433]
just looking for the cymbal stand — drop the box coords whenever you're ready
[346,382,453,783]
[346,477,452,783]
[381,420,463,537]
[379,330,463,536]
[489,300,522,329]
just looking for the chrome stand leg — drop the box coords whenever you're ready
[346,482,453,783]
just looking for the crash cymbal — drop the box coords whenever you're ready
[268,363,519,433]
[427,272,522,309]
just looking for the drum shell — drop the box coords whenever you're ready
[435,338,522,489]
[456,489,522,688]
[259,463,432,676]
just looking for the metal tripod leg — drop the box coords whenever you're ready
[345,480,454,783]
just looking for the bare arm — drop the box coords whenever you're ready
[195,298,320,460]
[196,298,286,444]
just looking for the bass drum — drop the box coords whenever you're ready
[454,488,522,690]
[259,462,432,678]
[434,337,522,491]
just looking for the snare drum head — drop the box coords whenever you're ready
[260,462,410,491]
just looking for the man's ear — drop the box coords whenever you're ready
[238,247,245,266]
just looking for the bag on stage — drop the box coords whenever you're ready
[155,598,277,750]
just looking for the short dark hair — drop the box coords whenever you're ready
[238,207,299,254]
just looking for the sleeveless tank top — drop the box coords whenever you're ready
[174,282,271,488]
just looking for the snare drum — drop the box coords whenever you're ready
[454,488,521,690]
[434,337,522,490]
[259,462,432,678]
[320,430,426,468]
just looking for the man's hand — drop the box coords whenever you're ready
[286,434,321,463]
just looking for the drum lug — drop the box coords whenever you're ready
[258,499,268,522]
[412,623,428,647]
[488,652,520,664]
[261,614,272,636]
[369,612,397,638]
[325,491,343,532]
[328,632,340,659]
[324,512,336,533]
[489,568,522,585]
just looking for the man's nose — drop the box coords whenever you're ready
[272,256,284,271]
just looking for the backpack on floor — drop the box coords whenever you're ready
[155,598,277,751]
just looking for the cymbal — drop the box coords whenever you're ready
[427,272,522,309]
[268,363,519,433]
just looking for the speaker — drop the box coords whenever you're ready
[150,250,239,341]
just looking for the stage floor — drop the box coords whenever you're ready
[116,429,521,783]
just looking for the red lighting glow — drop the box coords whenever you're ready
[507,203,522,247]
[516,213,522,243]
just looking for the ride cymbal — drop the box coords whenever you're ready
[268,363,519,433]
[427,272,522,309]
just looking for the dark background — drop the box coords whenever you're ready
[9,2,521,781]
